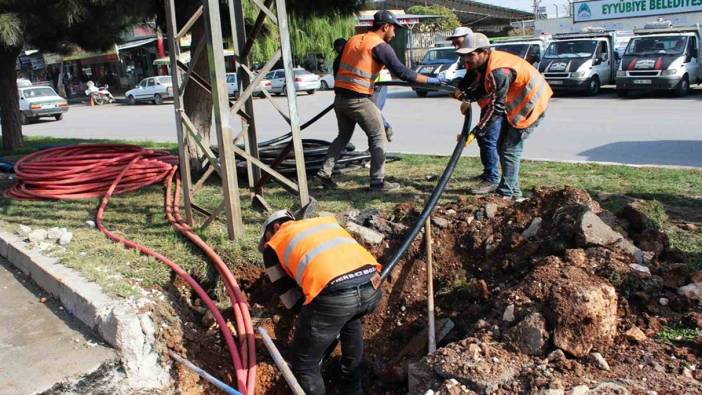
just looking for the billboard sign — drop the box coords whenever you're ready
[573,0,702,22]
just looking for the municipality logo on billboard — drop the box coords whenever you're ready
[577,3,592,19]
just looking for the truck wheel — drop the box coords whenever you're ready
[674,75,689,97]
[20,112,27,125]
[320,81,329,90]
[54,113,64,121]
[415,89,428,97]
[585,76,600,96]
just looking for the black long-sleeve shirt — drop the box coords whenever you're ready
[335,39,418,97]
[459,59,515,134]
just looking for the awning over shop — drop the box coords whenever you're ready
[117,37,157,51]
[153,49,235,66]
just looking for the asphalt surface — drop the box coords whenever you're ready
[0,258,116,395]
[19,86,702,167]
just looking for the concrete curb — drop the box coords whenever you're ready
[0,229,170,391]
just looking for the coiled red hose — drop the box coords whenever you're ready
[7,144,256,394]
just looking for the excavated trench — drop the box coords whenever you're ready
[158,187,702,394]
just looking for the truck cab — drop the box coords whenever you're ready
[413,46,460,97]
[540,29,619,95]
[616,21,701,97]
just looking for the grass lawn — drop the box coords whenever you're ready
[1,136,701,299]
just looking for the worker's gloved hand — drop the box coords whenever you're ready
[385,126,394,142]
[426,75,446,85]
[450,88,465,100]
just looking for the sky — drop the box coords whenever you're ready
[491,0,571,18]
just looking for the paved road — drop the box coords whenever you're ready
[0,258,115,394]
[20,87,702,167]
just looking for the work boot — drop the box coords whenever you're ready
[370,180,400,191]
[315,173,337,189]
[385,126,394,142]
[471,181,499,195]
[469,173,486,181]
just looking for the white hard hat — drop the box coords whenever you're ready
[446,26,473,40]
[258,210,295,252]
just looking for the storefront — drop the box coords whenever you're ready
[536,0,702,34]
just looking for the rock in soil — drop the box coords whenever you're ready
[623,326,647,342]
[567,384,589,395]
[507,312,549,356]
[59,231,73,246]
[678,283,702,305]
[17,225,32,238]
[28,229,48,243]
[590,352,610,371]
[346,221,384,245]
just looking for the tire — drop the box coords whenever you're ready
[54,113,63,121]
[20,112,27,125]
[320,81,329,90]
[415,89,428,97]
[282,86,287,96]
[585,75,600,96]
[127,95,136,105]
[307,90,315,95]
[674,75,690,97]
[153,94,163,105]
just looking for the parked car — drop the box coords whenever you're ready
[413,46,460,97]
[226,72,272,98]
[18,86,68,124]
[265,68,321,95]
[319,73,334,90]
[125,76,173,105]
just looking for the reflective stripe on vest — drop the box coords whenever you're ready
[484,50,552,129]
[266,217,381,304]
[335,33,385,95]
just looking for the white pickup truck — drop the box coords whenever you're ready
[616,21,701,97]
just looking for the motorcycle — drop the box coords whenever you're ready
[85,81,115,105]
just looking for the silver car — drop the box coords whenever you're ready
[265,68,321,95]
[125,76,173,105]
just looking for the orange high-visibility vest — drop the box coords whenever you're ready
[484,50,552,129]
[266,217,381,304]
[335,33,386,95]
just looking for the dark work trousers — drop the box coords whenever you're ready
[319,95,387,185]
[290,283,382,395]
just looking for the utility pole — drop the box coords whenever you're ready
[554,4,559,18]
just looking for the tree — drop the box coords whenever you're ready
[0,1,152,150]
[406,5,461,32]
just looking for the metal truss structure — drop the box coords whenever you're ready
[164,0,310,240]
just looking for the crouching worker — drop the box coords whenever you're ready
[259,210,382,395]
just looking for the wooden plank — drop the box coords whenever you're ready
[177,6,203,40]
[231,145,299,192]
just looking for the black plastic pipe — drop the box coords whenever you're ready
[379,106,473,283]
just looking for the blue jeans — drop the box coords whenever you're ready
[290,283,381,395]
[496,114,543,198]
[371,86,391,129]
[477,116,502,184]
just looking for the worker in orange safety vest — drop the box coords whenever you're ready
[452,31,552,200]
[259,210,382,395]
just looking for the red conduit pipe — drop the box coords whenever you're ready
[6,145,256,394]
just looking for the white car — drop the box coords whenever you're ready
[265,68,321,95]
[125,76,173,105]
[18,86,68,124]
[226,73,272,98]
[319,73,334,90]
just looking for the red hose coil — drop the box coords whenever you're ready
[7,144,256,394]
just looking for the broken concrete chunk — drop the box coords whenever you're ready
[567,385,589,395]
[522,217,542,239]
[678,283,702,305]
[502,304,515,322]
[346,222,384,245]
[590,352,610,371]
[28,229,48,243]
[59,231,73,246]
[624,326,647,342]
[17,225,32,238]
[431,216,450,229]
[579,210,624,246]
[47,227,65,241]
[629,264,651,275]
[485,203,498,219]
[446,209,457,216]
